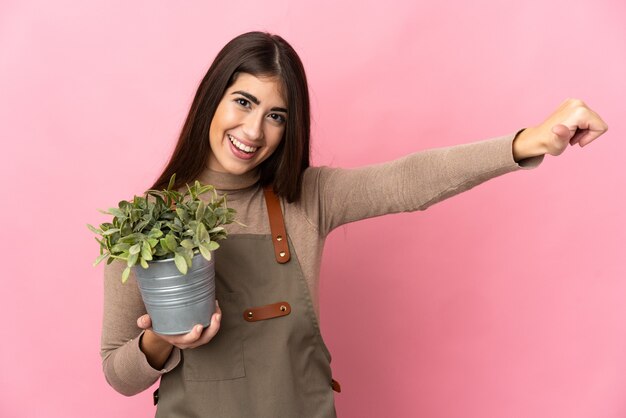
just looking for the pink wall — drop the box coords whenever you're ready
[1,0,624,417]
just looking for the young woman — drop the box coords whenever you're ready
[100,31,608,417]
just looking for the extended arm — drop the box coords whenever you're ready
[301,98,607,237]
[302,129,544,237]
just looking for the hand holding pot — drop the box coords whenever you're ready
[138,300,222,351]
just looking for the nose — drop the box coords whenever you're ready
[242,111,264,141]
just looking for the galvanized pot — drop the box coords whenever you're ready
[133,251,216,335]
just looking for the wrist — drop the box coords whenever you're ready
[141,329,173,351]
[513,127,546,162]
[140,330,174,370]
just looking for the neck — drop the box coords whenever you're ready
[196,167,260,192]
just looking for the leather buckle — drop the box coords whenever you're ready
[243,301,291,322]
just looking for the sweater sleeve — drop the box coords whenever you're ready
[100,259,181,396]
[301,129,545,237]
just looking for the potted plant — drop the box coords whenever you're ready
[87,173,237,335]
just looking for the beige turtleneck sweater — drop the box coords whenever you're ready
[100,130,545,395]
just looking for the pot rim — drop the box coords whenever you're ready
[148,249,212,264]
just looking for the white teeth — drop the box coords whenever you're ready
[228,134,258,153]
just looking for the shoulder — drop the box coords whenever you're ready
[290,166,336,216]
[299,165,341,199]
[301,165,343,187]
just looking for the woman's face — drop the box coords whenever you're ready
[208,72,288,175]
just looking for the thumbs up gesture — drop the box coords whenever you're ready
[513,98,608,161]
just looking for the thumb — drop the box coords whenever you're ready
[551,124,572,142]
[137,314,152,330]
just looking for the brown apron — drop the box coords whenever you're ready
[154,188,341,417]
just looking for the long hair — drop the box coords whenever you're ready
[150,31,311,203]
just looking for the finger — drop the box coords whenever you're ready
[185,324,205,344]
[165,324,204,348]
[575,107,608,140]
[158,301,224,349]
[577,129,605,147]
[188,301,222,348]
[569,129,590,147]
[193,311,222,347]
[570,119,607,147]
[578,120,608,147]
[551,124,573,142]
[137,314,152,330]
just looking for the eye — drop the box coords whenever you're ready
[269,113,286,124]
[234,97,250,108]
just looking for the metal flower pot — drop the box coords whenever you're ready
[133,251,216,335]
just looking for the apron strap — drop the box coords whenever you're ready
[264,186,342,394]
[262,186,291,264]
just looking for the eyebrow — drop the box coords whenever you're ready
[231,90,288,113]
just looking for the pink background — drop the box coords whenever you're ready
[1,0,624,417]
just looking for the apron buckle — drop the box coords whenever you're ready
[244,301,292,322]
[331,378,341,393]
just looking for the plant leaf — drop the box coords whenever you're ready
[122,266,131,283]
[195,200,205,221]
[174,252,188,275]
[111,242,131,253]
[140,258,149,269]
[92,253,109,266]
[133,220,150,232]
[199,242,212,261]
[127,252,138,267]
[148,228,163,239]
[208,241,220,251]
[154,246,169,257]
[86,224,103,234]
[175,207,186,222]
[180,239,195,249]
[197,222,209,242]
[120,223,133,236]
[184,247,194,267]
[108,208,126,218]
[119,233,142,243]
[198,184,214,196]
[129,243,141,255]
[165,233,178,252]
[141,241,153,260]
[167,173,176,191]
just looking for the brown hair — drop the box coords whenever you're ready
[150,31,310,203]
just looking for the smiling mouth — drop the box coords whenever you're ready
[228,134,258,154]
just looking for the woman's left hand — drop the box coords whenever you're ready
[513,98,608,161]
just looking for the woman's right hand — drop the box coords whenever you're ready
[137,299,222,350]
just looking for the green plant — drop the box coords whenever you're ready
[87,173,237,283]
